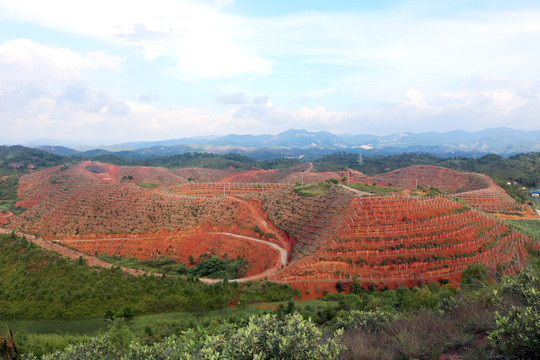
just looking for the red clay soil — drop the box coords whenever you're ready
[376,165,491,192]
[375,165,536,219]
[7,162,536,298]
[220,169,289,183]
[270,195,533,299]
[453,182,538,218]
[172,168,229,182]
[163,183,291,197]
[0,228,148,276]
[57,230,282,277]
[0,211,14,225]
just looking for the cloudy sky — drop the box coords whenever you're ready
[1,0,540,145]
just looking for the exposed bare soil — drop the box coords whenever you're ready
[3,161,535,297]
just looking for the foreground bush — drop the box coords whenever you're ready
[488,266,540,358]
[22,314,344,360]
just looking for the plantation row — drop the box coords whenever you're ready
[375,165,492,193]
[164,182,292,197]
[9,183,267,238]
[347,195,465,221]
[453,186,533,215]
[270,194,533,296]
[274,229,528,291]
[261,187,352,259]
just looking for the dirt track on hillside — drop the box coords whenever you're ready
[0,227,289,283]
[0,228,149,275]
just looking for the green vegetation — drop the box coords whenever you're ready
[188,254,249,279]
[314,152,540,187]
[98,254,249,279]
[3,232,540,359]
[506,219,540,241]
[18,314,343,360]
[0,146,302,176]
[0,146,69,176]
[91,152,301,171]
[0,233,295,320]
[135,182,159,189]
[0,176,25,214]
[347,182,401,194]
[97,255,184,274]
[0,200,26,215]
[293,182,331,196]
[0,176,19,201]
[48,176,68,184]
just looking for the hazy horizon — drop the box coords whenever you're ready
[2,1,540,144]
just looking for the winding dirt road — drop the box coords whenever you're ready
[0,228,149,276]
[0,227,289,283]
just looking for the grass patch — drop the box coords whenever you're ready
[293,182,331,196]
[506,219,540,242]
[347,182,401,194]
[0,200,25,215]
[135,182,159,189]
[97,254,182,274]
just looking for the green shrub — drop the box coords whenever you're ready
[488,267,540,358]
[461,263,490,289]
[23,314,344,360]
[334,309,396,332]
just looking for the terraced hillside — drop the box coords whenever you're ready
[260,186,352,260]
[376,165,536,218]
[1,161,536,297]
[270,195,532,298]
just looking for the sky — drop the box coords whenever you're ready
[1,0,540,145]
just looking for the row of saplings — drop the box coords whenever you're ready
[2,263,539,360]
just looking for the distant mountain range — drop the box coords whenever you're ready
[35,128,540,161]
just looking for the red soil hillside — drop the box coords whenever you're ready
[15,161,185,209]
[2,161,535,296]
[6,161,293,281]
[57,230,281,277]
[0,211,14,225]
[172,168,229,182]
[259,186,353,260]
[375,165,491,192]
[163,182,291,197]
[270,194,532,298]
[375,165,536,218]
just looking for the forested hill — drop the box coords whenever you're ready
[314,152,540,187]
[0,146,67,176]
[1,145,539,187]
[0,146,302,176]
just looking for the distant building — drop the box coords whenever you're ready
[531,190,540,197]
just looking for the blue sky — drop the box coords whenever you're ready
[1,0,539,145]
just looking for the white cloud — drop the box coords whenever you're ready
[215,92,248,104]
[0,39,122,85]
[0,39,127,120]
[0,0,271,81]
[1,75,539,145]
